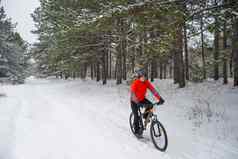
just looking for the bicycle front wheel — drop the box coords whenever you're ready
[150,120,168,151]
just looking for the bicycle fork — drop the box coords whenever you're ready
[152,120,162,137]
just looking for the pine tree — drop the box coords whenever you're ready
[0,4,27,83]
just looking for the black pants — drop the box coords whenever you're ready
[131,98,153,133]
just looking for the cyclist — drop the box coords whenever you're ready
[130,69,165,137]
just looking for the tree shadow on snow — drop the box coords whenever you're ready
[0,93,7,97]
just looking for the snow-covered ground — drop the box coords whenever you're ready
[0,78,238,159]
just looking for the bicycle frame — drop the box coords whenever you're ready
[144,107,162,138]
[141,103,159,117]
[139,104,159,130]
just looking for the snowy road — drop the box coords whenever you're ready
[1,78,238,159]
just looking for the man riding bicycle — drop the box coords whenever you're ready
[130,69,165,137]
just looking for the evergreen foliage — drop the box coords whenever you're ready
[0,3,28,84]
[31,0,238,87]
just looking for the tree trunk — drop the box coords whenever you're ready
[102,51,107,85]
[201,15,206,80]
[122,40,127,81]
[169,61,173,79]
[173,48,179,84]
[178,30,185,87]
[102,34,109,85]
[122,46,127,80]
[184,22,189,80]
[116,44,122,84]
[230,51,233,77]
[159,61,163,79]
[83,63,87,79]
[223,17,228,84]
[116,18,124,84]
[109,51,112,79]
[175,22,185,88]
[116,54,122,84]
[214,0,220,81]
[232,16,238,86]
[154,59,158,78]
[145,64,149,79]
[164,63,167,79]
[90,63,94,80]
[150,59,156,82]
[114,59,117,79]
[105,51,108,82]
[120,19,127,81]
[93,64,97,79]
[131,51,135,74]
[96,61,100,82]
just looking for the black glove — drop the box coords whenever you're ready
[158,97,165,105]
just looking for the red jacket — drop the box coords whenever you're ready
[130,79,161,103]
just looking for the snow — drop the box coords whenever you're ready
[0,78,238,159]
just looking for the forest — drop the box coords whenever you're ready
[29,0,238,88]
[0,0,237,87]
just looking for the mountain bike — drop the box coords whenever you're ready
[129,103,168,151]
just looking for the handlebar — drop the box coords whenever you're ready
[154,102,162,106]
[152,102,164,107]
[139,102,163,108]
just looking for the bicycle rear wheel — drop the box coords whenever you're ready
[150,120,168,151]
[129,112,143,136]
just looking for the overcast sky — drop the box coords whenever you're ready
[2,0,40,44]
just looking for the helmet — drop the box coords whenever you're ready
[135,69,146,78]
